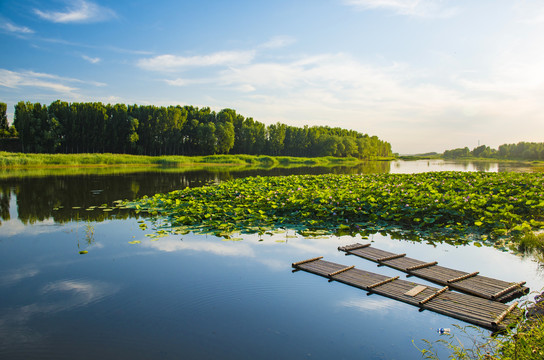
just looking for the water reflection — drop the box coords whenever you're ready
[0,159,537,227]
[1,215,543,359]
[0,163,391,226]
[0,279,118,347]
[0,267,40,287]
[339,297,398,313]
[143,237,257,257]
[1,160,543,360]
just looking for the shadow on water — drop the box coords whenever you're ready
[0,161,391,225]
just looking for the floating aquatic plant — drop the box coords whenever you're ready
[124,172,544,244]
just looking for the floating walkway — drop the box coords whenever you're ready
[292,257,522,331]
[338,243,529,303]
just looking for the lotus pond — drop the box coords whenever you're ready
[0,159,543,360]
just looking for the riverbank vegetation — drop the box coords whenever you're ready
[516,231,544,254]
[124,171,544,245]
[443,142,544,161]
[0,152,375,168]
[7,100,391,158]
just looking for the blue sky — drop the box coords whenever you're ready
[1,0,544,154]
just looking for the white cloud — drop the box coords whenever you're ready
[1,22,34,34]
[164,77,212,87]
[260,36,296,49]
[137,50,256,72]
[34,0,116,24]
[82,55,101,64]
[0,69,75,93]
[343,0,459,18]
[0,69,107,96]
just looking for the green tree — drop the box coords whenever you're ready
[215,121,235,154]
[267,122,286,156]
[14,101,36,152]
[342,136,358,157]
[0,102,8,131]
[197,122,216,154]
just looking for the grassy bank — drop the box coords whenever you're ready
[0,152,369,168]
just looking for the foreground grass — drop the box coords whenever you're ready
[417,312,544,359]
[124,171,544,244]
[0,152,368,168]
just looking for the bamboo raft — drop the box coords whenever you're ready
[338,243,529,303]
[292,257,522,331]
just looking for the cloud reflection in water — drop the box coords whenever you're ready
[339,297,398,314]
[0,279,118,347]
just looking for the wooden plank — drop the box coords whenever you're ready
[492,302,519,327]
[339,243,530,302]
[377,253,406,262]
[368,276,399,289]
[447,271,479,283]
[407,261,437,271]
[491,282,527,300]
[338,243,371,251]
[292,257,521,331]
[328,265,355,277]
[404,285,427,297]
[419,286,449,305]
[292,256,323,267]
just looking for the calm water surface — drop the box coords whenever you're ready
[1,160,543,359]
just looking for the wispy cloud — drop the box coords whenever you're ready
[137,50,256,72]
[164,77,210,87]
[260,36,296,49]
[82,55,101,64]
[0,21,34,34]
[0,69,77,94]
[343,0,459,18]
[0,69,106,95]
[34,0,116,24]
[33,36,152,56]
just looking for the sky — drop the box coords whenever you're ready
[1,0,544,154]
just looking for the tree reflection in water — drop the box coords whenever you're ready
[0,162,390,225]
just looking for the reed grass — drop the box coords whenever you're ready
[0,152,362,168]
[517,231,544,254]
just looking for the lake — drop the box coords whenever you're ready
[1,160,543,359]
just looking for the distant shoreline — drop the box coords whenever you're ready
[0,152,394,169]
[398,154,543,165]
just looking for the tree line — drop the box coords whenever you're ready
[8,100,392,158]
[443,143,544,161]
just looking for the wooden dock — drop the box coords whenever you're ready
[292,257,522,331]
[338,243,529,303]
